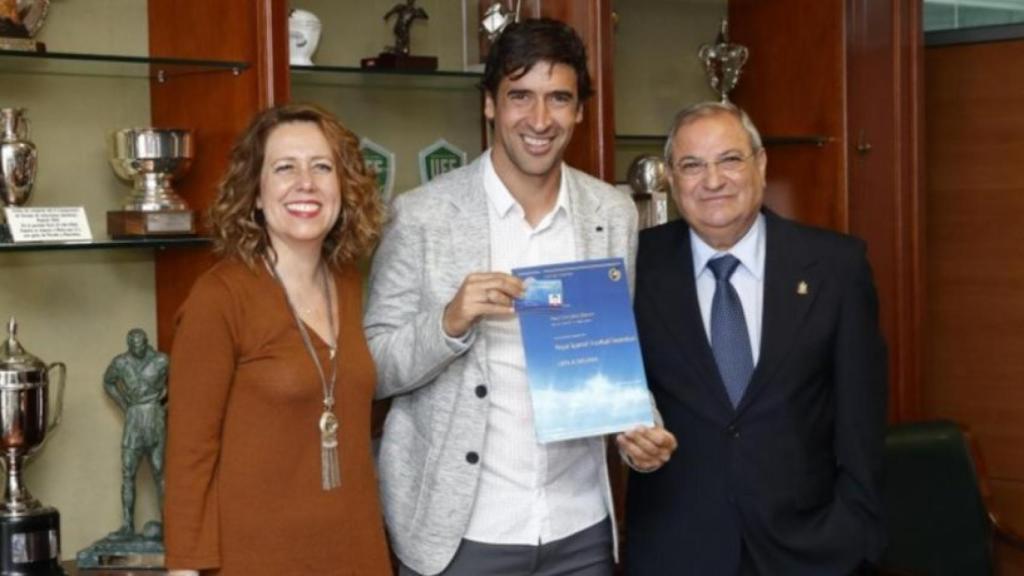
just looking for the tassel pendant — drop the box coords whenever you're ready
[319,410,341,490]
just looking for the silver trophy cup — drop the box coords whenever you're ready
[697,19,749,103]
[108,128,195,237]
[0,108,38,208]
[627,155,670,229]
[0,317,66,575]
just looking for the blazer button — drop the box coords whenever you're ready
[475,385,488,398]
[466,451,480,464]
[726,425,740,439]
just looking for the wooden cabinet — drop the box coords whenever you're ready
[728,0,924,422]
[148,0,282,349]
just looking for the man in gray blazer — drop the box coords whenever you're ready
[365,18,676,576]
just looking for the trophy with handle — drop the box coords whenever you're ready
[698,19,749,103]
[0,317,67,576]
[0,108,38,242]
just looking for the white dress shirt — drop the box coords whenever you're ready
[463,152,608,545]
[690,214,766,365]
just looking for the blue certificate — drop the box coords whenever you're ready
[513,258,654,443]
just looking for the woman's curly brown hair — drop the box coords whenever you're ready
[209,103,383,268]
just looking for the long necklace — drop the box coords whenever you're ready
[268,258,342,491]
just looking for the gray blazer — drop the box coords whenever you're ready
[364,156,639,576]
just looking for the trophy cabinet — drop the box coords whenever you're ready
[0,0,926,567]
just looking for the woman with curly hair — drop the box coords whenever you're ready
[164,104,391,575]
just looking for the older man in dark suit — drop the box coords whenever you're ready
[624,101,887,576]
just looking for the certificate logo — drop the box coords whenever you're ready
[519,278,564,309]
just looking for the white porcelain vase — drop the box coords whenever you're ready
[289,8,322,66]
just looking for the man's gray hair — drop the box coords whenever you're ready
[663,101,763,162]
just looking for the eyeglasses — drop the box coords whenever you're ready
[672,150,759,179]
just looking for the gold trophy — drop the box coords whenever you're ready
[0,0,49,52]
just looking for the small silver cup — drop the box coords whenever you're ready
[627,155,670,229]
[107,128,195,237]
[109,128,193,212]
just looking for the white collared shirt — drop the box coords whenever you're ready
[690,214,766,365]
[463,151,607,545]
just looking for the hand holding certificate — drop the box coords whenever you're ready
[513,258,654,443]
[442,272,523,337]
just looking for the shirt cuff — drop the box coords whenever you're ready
[619,448,660,474]
[440,314,476,353]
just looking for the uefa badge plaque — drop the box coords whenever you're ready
[418,139,466,184]
[359,137,396,204]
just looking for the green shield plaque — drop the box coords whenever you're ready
[418,138,467,184]
[359,137,396,203]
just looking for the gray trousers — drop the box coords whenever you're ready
[399,518,613,576]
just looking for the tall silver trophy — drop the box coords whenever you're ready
[108,128,195,238]
[0,317,67,576]
[0,108,38,242]
[697,19,748,103]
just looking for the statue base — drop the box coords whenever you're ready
[360,52,438,71]
[76,522,164,570]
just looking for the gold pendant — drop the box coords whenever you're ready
[319,410,341,490]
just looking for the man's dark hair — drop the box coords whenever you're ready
[480,18,593,102]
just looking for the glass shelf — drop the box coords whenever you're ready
[616,134,665,143]
[290,64,482,90]
[616,134,833,148]
[0,236,212,253]
[0,49,248,80]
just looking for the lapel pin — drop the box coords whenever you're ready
[797,281,808,295]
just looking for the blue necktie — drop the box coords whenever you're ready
[708,255,753,407]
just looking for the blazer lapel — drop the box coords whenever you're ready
[568,169,607,260]
[644,222,735,416]
[445,159,491,362]
[446,158,490,275]
[736,211,821,415]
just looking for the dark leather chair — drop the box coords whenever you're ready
[880,419,1024,576]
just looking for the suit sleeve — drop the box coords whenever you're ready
[364,193,471,399]
[832,241,888,561]
[163,273,238,571]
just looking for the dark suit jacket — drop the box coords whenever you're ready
[625,211,887,576]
